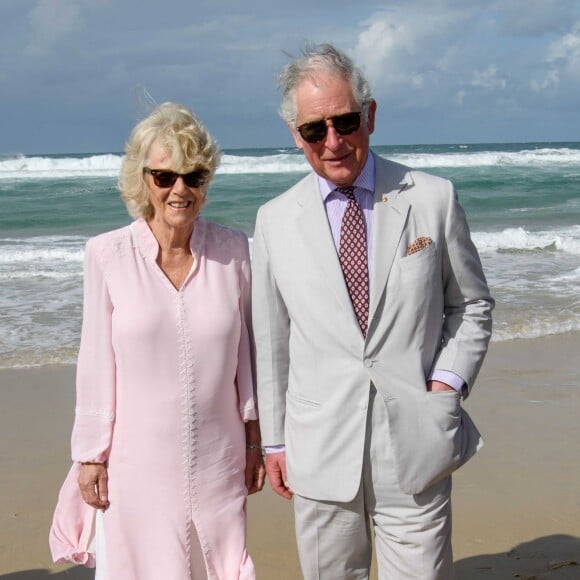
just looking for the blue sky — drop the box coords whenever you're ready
[2,0,579,154]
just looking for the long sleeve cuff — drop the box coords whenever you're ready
[264,444,285,454]
[430,369,465,392]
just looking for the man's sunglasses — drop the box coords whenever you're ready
[296,111,362,144]
[144,168,209,189]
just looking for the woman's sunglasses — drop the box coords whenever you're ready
[296,111,362,144]
[144,168,209,189]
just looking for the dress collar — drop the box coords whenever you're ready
[131,217,206,261]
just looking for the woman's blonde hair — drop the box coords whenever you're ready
[118,102,221,219]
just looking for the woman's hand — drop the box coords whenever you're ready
[78,462,110,511]
[245,446,266,495]
[245,420,265,494]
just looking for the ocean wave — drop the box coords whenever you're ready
[0,152,310,180]
[0,246,85,264]
[3,226,579,265]
[0,270,81,280]
[0,348,78,370]
[2,146,579,179]
[0,236,86,280]
[387,147,580,169]
[492,317,580,342]
[219,153,310,174]
[473,226,580,255]
[0,154,123,179]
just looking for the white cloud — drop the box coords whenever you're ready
[350,18,414,88]
[531,69,560,92]
[546,20,580,74]
[25,0,83,55]
[528,20,580,94]
[350,7,470,91]
[471,65,507,90]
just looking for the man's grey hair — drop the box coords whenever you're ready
[277,43,373,126]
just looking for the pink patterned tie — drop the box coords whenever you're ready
[337,187,369,337]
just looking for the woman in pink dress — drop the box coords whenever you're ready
[50,102,265,579]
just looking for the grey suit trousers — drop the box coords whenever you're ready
[293,385,453,580]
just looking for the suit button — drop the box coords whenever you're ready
[363,358,373,368]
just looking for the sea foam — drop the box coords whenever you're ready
[389,147,580,169]
[2,146,580,180]
[0,154,123,179]
[472,226,580,255]
[0,236,85,280]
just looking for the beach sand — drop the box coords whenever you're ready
[1,333,579,579]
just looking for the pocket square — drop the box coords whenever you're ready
[406,236,433,256]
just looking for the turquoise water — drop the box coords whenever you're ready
[1,142,579,368]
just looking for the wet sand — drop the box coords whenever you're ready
[1,333,579,579]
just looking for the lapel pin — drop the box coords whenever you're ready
[381,194,389,203]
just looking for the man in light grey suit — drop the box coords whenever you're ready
[252,43,494,579]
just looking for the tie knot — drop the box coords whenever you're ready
[336,186,356,201]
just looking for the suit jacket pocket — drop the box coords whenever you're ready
[399,241,436,268]
[384,390,483,495]
[395,242,437,285]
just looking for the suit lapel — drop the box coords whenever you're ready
[293,158,415,337]
[295,173,356,324]
[369,157,413,324]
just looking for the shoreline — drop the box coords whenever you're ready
[1,333,579,578]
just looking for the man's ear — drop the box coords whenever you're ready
[366,100,377,135]
[290,125,304,150]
